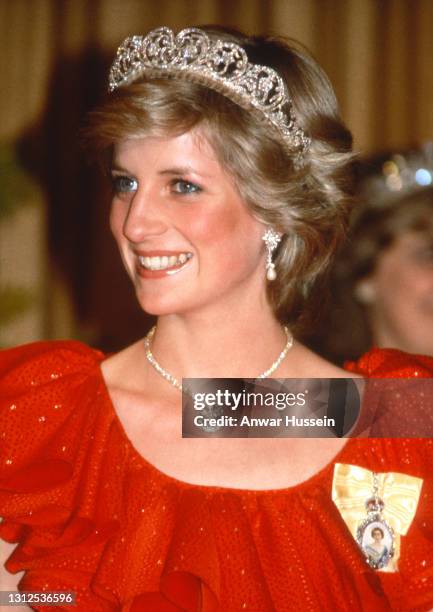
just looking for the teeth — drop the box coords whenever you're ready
[138,253,191,271]
[150,256,160,270]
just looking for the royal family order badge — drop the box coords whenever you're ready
[356,476,395,569]
[332,463,423,572]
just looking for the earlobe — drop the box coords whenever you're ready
[354,279,376,304]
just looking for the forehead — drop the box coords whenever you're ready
[112,129,218,171]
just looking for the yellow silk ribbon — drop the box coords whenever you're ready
[332,463,423,572]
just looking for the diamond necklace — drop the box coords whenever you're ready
[143,325,294,391]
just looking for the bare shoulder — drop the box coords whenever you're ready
[99,337,177,432]
[281,341,362,378]
[101,338,152,393]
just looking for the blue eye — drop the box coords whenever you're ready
[111,175,138,193]
[171,179,202,194]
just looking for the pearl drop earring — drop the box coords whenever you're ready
[354,280,376,304]
[262,228,282,281]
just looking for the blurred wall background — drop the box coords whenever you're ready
[1,0,432,350]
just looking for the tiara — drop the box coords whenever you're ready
[360,142,433,207]
[108,27,310,163]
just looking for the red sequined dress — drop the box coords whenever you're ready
[1,342,433,611]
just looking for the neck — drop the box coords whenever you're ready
[369,309,409,353]
[148,301,289,380]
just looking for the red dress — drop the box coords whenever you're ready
[1,341,433,611]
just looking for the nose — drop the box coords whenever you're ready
[122,189,168,243]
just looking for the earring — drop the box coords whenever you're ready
[354,279,376,304]
[262,228,282,281]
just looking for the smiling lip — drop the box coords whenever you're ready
[134,250,193,279]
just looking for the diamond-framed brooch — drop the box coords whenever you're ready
[356,489,395,569]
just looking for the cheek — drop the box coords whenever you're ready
[109,202,126,242]
[187,209,238,244]
[184,203,262,253]
[374,252,414,298]
[380,266,422,299]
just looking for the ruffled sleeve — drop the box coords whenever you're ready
[345,347,433,378]
[343,348,433,608]
[0,342,220,612]
[0,341,118,610]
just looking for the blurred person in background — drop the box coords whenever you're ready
[313,144,433,365]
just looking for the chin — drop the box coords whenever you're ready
[135,290,193,317]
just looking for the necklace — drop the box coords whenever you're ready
[144,325,294,391]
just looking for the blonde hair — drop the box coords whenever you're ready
[84,28,354,331]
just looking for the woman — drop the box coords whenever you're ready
[363,527,390,567]
[313,146,433,363]
[1,26,433,611]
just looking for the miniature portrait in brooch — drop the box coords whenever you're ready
[358,520,394,569]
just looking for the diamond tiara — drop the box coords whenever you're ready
[108,27,311,163]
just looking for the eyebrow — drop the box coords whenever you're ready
[159,166,208,177]
[110,164,209,177]
[110,164,133,174]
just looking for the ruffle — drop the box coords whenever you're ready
[0,342,119,610]
[345,347,433,378]
[1,342,433,610]
[0,342,222,610]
